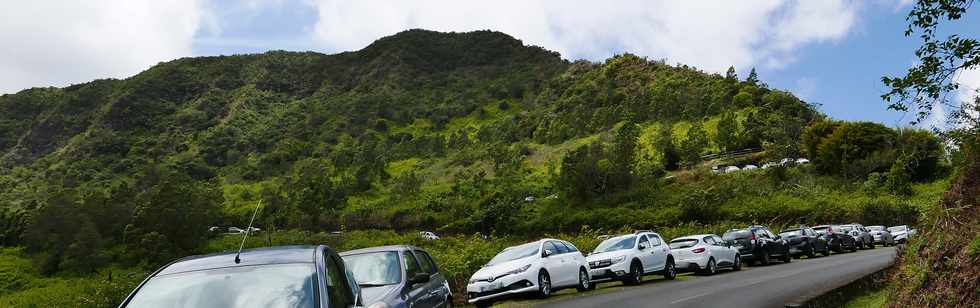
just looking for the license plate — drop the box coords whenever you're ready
[480,282,502,292]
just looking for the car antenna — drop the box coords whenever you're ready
[235,200,263,264]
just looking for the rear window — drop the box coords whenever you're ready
[780,229,802,237]
[669,239,699,249]
[813,226,830,234]
[722,230,751,241]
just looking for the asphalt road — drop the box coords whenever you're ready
[534,246,897,308]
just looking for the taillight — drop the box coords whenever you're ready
[692,247,706,253]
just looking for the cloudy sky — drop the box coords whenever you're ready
[2,0,978,128]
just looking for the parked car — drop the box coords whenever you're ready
[118,245,363,308]
[669,234,741,275]
[887,225,917,244]
[246,226,261,234]
[208,226,222,233]
[813,224,858,253]
[724,166,741,173]
[586,231,677,285]
[722,225,792,266]
[841,224,875,249]
[742,164,758,170]
[761,162,777,169]
[341,245,452,308]
[419,231,441,241]
[779,158,796,165]
[466,239,591,307]
[228,226,245,234]
[795,158,811,164]
[778,226,830,258]
[866,226,895,246]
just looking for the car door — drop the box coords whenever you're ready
[635,235,655,273]
[554,240,577,286]
[647,233,669,271]
[542,241,570,286]
[702,236,725,265]
[713,235,736,265]
[412,249,448,308]
[401,250,428,307]
[561,241,588,278]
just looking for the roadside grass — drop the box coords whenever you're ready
[492,273,697,308]
[844,287,889,308]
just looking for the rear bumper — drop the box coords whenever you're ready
[675,256,709,272]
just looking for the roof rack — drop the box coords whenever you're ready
[633,230,655,234]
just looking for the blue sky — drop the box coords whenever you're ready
[4,1,979,128]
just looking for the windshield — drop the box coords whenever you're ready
[342,251,402,286]
[593,236,637,253]
[487,243,539,266]
[722,230,751,241]
[813,227,830,234]
[867,226,884,231]
[668,239,699,249]
[841,225,855,232]
[887,226,907,232]
[780,229,802,237]
[125,263,315,308]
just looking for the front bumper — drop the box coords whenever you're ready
[588,260,630,282]
[466,272,537,303]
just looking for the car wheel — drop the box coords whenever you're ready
[704,258,717,275]
[806,244,816,258]
[850,242,859,252]
[663,259,677,280]
[867,240,875,249]
[732,255,742,271]
[782,251,792,263]
[576,268,591,292]
[759,251,771,265]
[538,271,552,298]
[624,261,643,285]
[822,244,831,257]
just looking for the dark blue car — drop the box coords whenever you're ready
[341,245,453,308]
[118,245,363,308]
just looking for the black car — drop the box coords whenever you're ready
[341,245,453,308]
[118,245,363,308]
[778,226,830,258]
[722,225,792,266]
[813,224,858,253]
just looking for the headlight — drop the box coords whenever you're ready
[609,256,627,264]
[505,264,532,276]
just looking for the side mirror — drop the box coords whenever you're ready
[543,249,554,257]
[409,273,430,285]
[638,243,647,250]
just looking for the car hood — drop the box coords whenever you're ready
[471,257,535,281]
[360,285,401,306]
[586,250,631,262]
[892,231,908,237]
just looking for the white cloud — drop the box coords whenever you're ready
[954,68,980,128]
[308,0,857,74]
[0,1,210,94]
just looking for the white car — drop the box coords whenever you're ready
[887,225,917,244]
[419,231,440,240]
[742,164,758,170]
[780,158,796,165]
[669,234,741,275]
[795,158,811,164]
[585,231,676,286]
[466,239,591,307]
[724,166,741,173]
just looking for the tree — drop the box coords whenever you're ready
[882,0,980,128]
[655,124,680,170]
[610,121,640,187]
[814,122,898,177]
[725,66,738,80]
[716,112,740,152]
[285,159,347,231]
[746,67,759,85]
[680,121,709,166]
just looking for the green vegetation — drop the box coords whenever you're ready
[0,29,956,306]
[844,287,889,308]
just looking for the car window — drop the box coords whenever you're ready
[123,263,316,308]
[703,236,716,245]
[712,235,725,245]
[594,235,637,253]
[403,251,423,279]
[554,241,571,254]
[648,235,662,246]
[561,241,579,252]
[669,239,698,249]
[414,250,437,275]
[343,251,401,286]
[543,241,561,255]
[326,254,357,308]
[487,243,539,265]
[638,235,650,248]
[723,230,751,240]
[753,229,769,239]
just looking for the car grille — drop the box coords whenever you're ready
[468,280,532,299]
[589,260,613,269]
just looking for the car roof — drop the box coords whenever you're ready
[340,245,421,256]
[670,234,716,241]
[156,245,318,276]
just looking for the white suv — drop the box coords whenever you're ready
[669,234,741,275]
[466,239,591,307]
[585,231,676,286]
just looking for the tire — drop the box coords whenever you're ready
[445,296,454,308]
[822,244,831,257]
[850,242,859,252]
[576,268,591,292]
[759,250,771,266]
[782,251,792,263]
[663,259,677,280]
[703,258,717,276]
[867,240,875,249]
[537,271,552,298]
[732,254,742,271]
[624,261,643,285]
[806,244,816,258]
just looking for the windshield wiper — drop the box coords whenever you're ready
[359,283,392,287]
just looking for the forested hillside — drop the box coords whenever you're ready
[0,30,949,306]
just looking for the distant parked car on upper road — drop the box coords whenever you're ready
[813,224,858,253]
[586,231,676,285]
[118,245,363,308]
[228,226,245,234]
[341,245,453,308]
[419,231,440,241]
[866,226,895,246]
[722,225,791,266]
[466,239,591,307]
[724,166,741,173]
[887,225,917,244]
[778,226,830,258]
[742,165,758,170]
[795,158,810,164]
[841,224,875,249]
[669,234,741,275]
